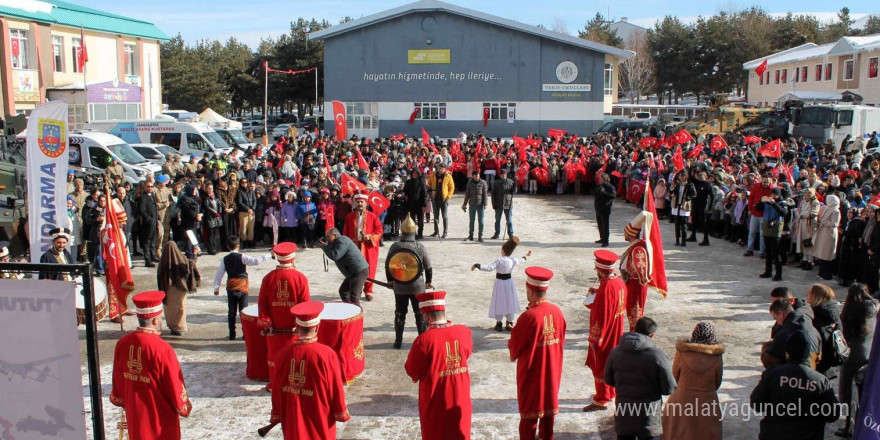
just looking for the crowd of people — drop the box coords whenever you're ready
[40,123,880,440]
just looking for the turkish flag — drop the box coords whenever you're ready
[672,146,684,171]
[332,100,347,139]
[756,59,768,77]
[451,162,468,174]
[564,160,577,183]
[421,127,431,146]
[643,185,668,296]
[639,137,657,149]
[627,179,646,203]
[743,135,762,144]
[516,163,530,186]
[102,195,134,319]
[409,107,420,125]
[355,148,369,170]
[80,26,88,63]
[367,190,390,216]
[687,146,702,159]
[473,137,483,171]
[548,129,567,140]
[483,107,490,127]
[530,167,550,187]
[11,39,19,56]
[757,139,782,158]
[340,172,366,195]
[676,129,693,144]
[709,135,728,152]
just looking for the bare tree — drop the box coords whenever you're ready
[550,17,570,35]
[618,35,655,103]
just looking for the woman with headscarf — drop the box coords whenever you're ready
[813,195,841,280]
[838,208,864,286]
[157,241,199,336]
[263,188,282,246]
[795,187,820,269]
[859,206,880,294]
[661,322,724,440]
[653,178,667,219]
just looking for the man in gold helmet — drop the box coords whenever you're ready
[385,213,434,349]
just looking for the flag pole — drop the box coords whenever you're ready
[82,24,88,124]
[314,67,318,121]
[263,61,268,146]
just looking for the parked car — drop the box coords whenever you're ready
[596,120,648,135]
[131,143,182,166]
[241,120,265,136]
[273,123,295,140]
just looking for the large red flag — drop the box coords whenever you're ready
[709,135,728,153]
[638,137,657,149]
[627,179,646,203]
[409,107,421,125]
[332,100,347,139]
[421,127,431,146]
[102,195,134,319]
[340,173,366,195]
[516,163,530,186]
[355,148,369,170]
[548,128,567,140]
[643,185,668,297]
[743,135,762,144]
[687,146,702,159]
[473,138,483,172]
[672,146,684,171]
[755,59,768,77]
[78,26,89,70]
[676,129,693,144]
[757,139,782,158]
[367,190,390,216]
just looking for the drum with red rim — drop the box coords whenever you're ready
[318,302,365,385]
[241,305,269,381]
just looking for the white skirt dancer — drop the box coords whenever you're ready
[478,255,526,318]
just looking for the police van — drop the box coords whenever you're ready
[85,119,234,158]
[68,131,161,184]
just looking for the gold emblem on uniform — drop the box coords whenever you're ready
[445,341,462,367]
[277,280,290,300]
[354,338,365,361]
[288,359,306,385]
[127,346,143,374]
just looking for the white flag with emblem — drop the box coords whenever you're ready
[26,101,70,262]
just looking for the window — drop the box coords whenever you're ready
[89,146,111,169]
[869,57,878,79]
[482,102,516,120]
[9,29,29,69]
[123,44,136,76]
[88,102,141,121]
[69,105,86,130]
[801,65,808,82]
[836,110,854,126]
[52,36,63,73]
[781,69,787,84]
[795,67,800,82]
[825,63,832,80]
[414,102,446,120]
[151,133,181,150]
[775,70,780,84]
[72,38,83,73]
[815,64,822,81]
[603,63,613,96]
[844,59,854,81]
[759,72,763,85]
[765,71,770,84]
[186,133,211,151]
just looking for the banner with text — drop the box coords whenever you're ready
[0,279,86,439]
[26,101,70,262]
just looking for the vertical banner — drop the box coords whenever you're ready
[854,319,880,439]
[332,100,346,140]
[26,101,70,262]
[0,279,87,439]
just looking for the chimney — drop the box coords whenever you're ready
[620,17,628,22]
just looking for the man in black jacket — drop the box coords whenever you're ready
[762,299,822,369]
[490,168,516,239]
[403,168,427,239]
[594,173,615,247]
[751,331,839,440]
[137,182,159,267]
[236,179,257,248]
[687,170,713,246]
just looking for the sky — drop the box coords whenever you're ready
[75,0,876,47]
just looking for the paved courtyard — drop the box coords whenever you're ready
[81,192,850,439]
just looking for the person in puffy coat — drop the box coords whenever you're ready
[662,322,724,440]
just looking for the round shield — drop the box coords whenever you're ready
[386,248,423,284]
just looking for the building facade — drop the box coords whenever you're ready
[0,0,167,128]
[743,35,880,108]
[310,0,632,139]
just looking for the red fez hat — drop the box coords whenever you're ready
[525,267,553,291]
[133,291,165,319]
[273,242,297,262]
[292,301,324,328]
[353,189,369,200]
[416,291,447,312]
[594,249,619,272]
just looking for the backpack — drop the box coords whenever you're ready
[826,324,849,367]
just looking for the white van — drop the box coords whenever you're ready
[85,119,234,158]
[68,131,161,184]
[214,127,256,151]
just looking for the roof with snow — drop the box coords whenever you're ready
[829,34,880,56]
[309,0,633,59]
[744,33,880,69]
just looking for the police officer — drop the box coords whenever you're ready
[750,331,839,439]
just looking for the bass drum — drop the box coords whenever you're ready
[75,277,109,325]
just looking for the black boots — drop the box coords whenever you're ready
[773,264,782,281]
[699,238,710,246]
[505,321,513,331]
[393,312,405,349]
[494,321,503,332]
[415,313,427,335]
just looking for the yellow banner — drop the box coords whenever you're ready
[408,49,451,64]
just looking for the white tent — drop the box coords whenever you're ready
[199,108,241,129]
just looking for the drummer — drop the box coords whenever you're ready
[213,235,273,341]
[258,242,310,392]
[38,228,74,281]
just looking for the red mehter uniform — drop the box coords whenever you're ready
[620,238,650,330]
[585,250,627,406]
[110,292,192,440]
[259,243,310,390]
[271,301,350,440]
[405,292,473,440]
[343,206,382,294]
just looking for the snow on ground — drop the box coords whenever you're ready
[80,192,849,439]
